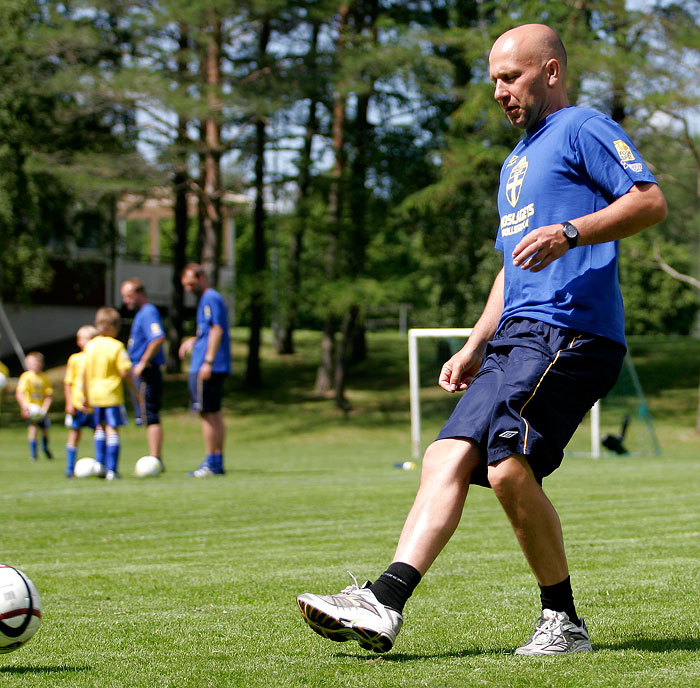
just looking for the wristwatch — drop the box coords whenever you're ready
[562,221,579,249]
[204,359,214,365]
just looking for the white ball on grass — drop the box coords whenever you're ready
[0,565,41,653]
[74,457,96,478]
[134,455,163,478]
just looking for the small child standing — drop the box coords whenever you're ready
[16,352,53,462]
[63,325,99,478]
[0,359,9,422]
[83,308,141,481]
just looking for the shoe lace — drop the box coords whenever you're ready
[530,613,559,644]
[340,571,362,595]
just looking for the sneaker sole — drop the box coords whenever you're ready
[296,598,394,653]
[515,645,592,656]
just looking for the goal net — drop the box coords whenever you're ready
[408,328,660,460]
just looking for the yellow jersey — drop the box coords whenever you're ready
[0,361,9,379]
[64,351,88,408]
[17,370,53,405]
[83,336,132,407]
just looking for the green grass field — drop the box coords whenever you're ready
[0,330,699,686]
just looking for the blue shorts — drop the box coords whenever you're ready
[66,409,96,430]
[26,416,50,430]
[188,372,226,414]
[136,365,163,425]
[436,318,625,487]
[94,405,128,428]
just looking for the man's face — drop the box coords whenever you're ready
[121,284,143,311]
[489,39,550,130]
[181,271,203,295]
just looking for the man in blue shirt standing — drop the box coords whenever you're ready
[178,263,231,477]
[297,24,668,656]
[121,278,166,466]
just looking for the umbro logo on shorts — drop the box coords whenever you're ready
[499,430,519,439]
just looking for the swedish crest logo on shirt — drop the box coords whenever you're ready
[204,305,211,319]
[506,155,519,168]
[506,156,528,208]
[613,140,635,162]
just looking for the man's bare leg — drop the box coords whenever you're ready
[487,454,568,585]
[392,438,482,575]
[296,437,481,652]
[201,411,225,455]
[146,423,163,459]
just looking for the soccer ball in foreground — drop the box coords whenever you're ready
[134,455,163,478]
[74,457,96,478]
[27,403,44,423]
[0,565,41,653]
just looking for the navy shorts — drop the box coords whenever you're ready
[188,372,226,414]
[137,365,163,425]
[94,405,128,428]
[26,417,50,430]
[436,318,625,487]
[66,409,96,430]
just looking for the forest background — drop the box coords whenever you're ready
[1,0,699,410]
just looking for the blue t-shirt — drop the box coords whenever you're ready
[128,303,165,366]
[495,106,657,345]
[191,288,231,374]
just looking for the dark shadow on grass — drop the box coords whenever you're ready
[335,648,514,661]
[595,636,700,653]
[0,665,91,675]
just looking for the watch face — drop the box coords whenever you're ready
[563,222,578,247]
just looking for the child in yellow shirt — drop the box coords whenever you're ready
[83,308,141,480]
[0,359,9,425]
[16,352,53,462]
[64,325,98,478]
[0,360,8,392]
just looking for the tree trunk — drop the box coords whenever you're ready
[343,0,378,369]
[314,316,337,396]
[245,17,272,390]
[314,5,349,396]
[167,23,191,372]
[334,304,359,411]
[347,87,371,365]
[200,13,223,287]
[277,22,320,355]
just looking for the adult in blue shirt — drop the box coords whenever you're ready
[297,24,667,656]
[178,263,231,477]
[121,278,166,465]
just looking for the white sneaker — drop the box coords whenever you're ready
[515,609,592,655]
[297,575,403,653]
[187,462,225,478]
[105,470,121,481]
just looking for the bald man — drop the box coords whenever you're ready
[297,24,667,656]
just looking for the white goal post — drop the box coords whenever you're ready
[408,327,601,460]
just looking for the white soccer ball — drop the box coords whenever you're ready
[92,461,106,478]
[74,457,96,478]
[134,455,163,478]
[0,372,7,391]
[27,403,44,423]
[0,565,41,653]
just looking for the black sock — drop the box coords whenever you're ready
[369,562,421,614]
[539,576,579,625]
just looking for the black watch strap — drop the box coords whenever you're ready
[562,221,579,249]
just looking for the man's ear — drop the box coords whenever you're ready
[545,58,561,86]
